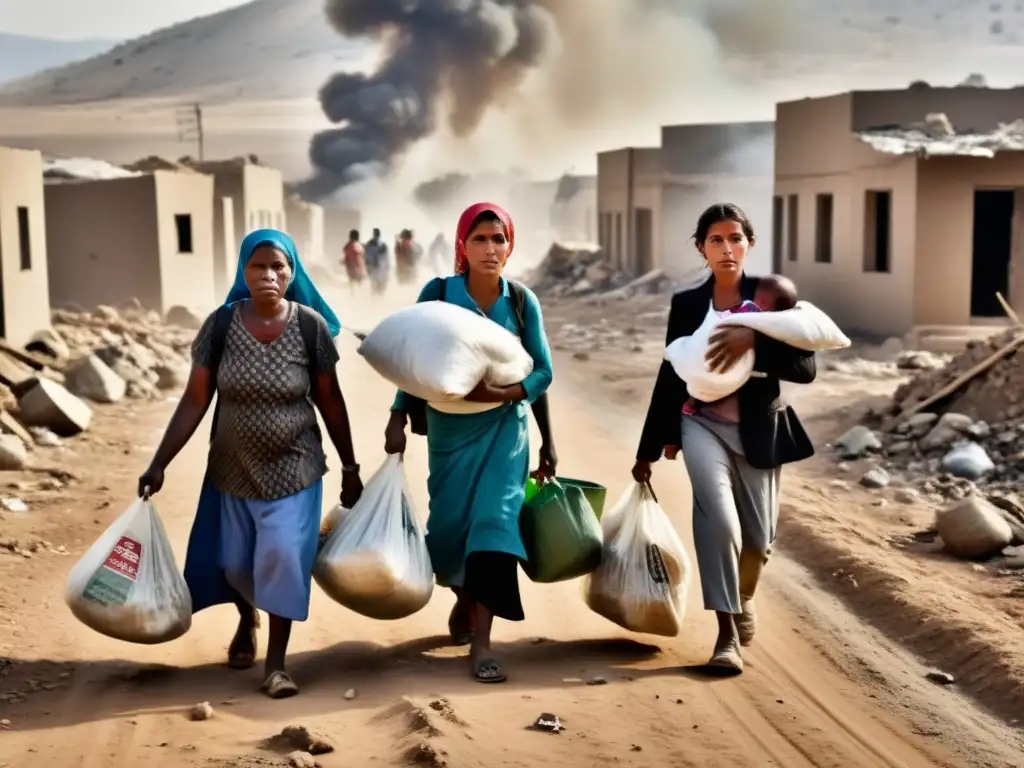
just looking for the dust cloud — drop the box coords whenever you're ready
[303,0,800,256]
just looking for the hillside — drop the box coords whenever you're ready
[0,33,118,85]
[0,0,370,104]
[0,0,1022,106]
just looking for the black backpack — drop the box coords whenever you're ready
[407,277,533,436]
[206,303,321,441]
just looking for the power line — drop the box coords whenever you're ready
[175,103,204,160]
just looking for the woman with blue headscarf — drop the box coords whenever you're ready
[137,229,363,699]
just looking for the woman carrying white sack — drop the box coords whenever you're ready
[383,202,555,684]
[632,203,817,675]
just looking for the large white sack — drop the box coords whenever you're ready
[717,301,850,351]
[584,483,691,637]
[665,302,753,402]
[66,498,191,644]
[314,455,433,619]
[358,301,533,410]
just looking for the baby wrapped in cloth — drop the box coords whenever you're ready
[666,275,850,404]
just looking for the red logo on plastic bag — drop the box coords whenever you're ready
[103,536,142,581]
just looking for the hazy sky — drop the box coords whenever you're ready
[0,0,244,40]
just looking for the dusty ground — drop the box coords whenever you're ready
[1,285,1023,767]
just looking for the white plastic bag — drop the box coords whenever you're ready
[358,301,533,411]
[66,498,191,644]
[718,301,850,351]
[665,301,752,402]
[314,455,433,619]
[584,483,691,637]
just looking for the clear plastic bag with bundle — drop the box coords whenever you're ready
[314,455,434,619]
[66,497,192,644]
[584,482,691,637]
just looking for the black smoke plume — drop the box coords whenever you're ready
[298,0,557,200]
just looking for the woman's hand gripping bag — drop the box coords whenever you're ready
[357,300,533,413]
[584,483,691,637]
[314,455,433,619]
[520,478,603,583]
[66,498,192,644]
[664,301,753,402]
[717,301,849,351]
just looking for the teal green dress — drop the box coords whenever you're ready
[393,275,553,620]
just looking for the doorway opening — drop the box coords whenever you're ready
[635,207,653,273]
[971,189,1014,317]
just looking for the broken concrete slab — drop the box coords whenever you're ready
[64,355,126,404]
[15,378,92,436]
[0,434,27,470]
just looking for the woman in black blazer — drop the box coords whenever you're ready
[631,203,816,674]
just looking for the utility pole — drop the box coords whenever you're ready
[175,103,204,161]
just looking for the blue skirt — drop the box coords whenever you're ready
[183,474,322,622]
[425,402,529,621]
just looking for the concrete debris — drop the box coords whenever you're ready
[858,115,1024,158]
[526,242,657,299]
[16,378,92,437]
[63,355,126,404]
[0,299,198,459]
[0,434,28,471]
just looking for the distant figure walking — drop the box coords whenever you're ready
[342,229,366,292]
[364,228,390,295]
[428,232,449,276]
[395,229,423,286]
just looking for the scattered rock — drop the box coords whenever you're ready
[586,676,608,685]
[343,688,357,700]
[935,495,1013,560]
[835,425,882,459]
[860,468,891,488]
[893,487,919,504]
[529,712,564,734]
[16,378,92,436]
[287,751,317,768]
[280,725,334,755]
[63,355,126,404]
[941,442,994,479]
[0,434,28,470]
[926,669,955,685]
[188,702,214,721]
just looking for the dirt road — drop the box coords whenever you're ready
[1,287,1021,767]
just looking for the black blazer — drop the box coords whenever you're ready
[636,273,816,469]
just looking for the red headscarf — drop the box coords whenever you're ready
[454,201,515,275]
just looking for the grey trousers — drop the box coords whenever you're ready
[680,416,780,615]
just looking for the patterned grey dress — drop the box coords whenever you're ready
[188,301,340,620]
[191,302,340,500]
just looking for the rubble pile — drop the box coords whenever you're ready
[527,242,675,299]
[0,300,204,471]
[832,327,1024,494]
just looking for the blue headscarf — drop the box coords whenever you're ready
[225,228,341,337]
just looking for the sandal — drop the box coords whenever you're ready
[448,601,475,646]
[260,670,299,699]
[707,646,744,675]
[227,625,258,670]
[472,656,507,683]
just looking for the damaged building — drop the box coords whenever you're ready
[597,121,774,278]
[284,195,325,262]
[185,157,284,295]
[0,146,51,347]
[776,86,1024,337]
[44,165,217,314]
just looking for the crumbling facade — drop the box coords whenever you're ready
[0,146,52,347]
[45,170,216,314]
[285,196,325,262]
[597,147,662,276]
[776,87,1024,337]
